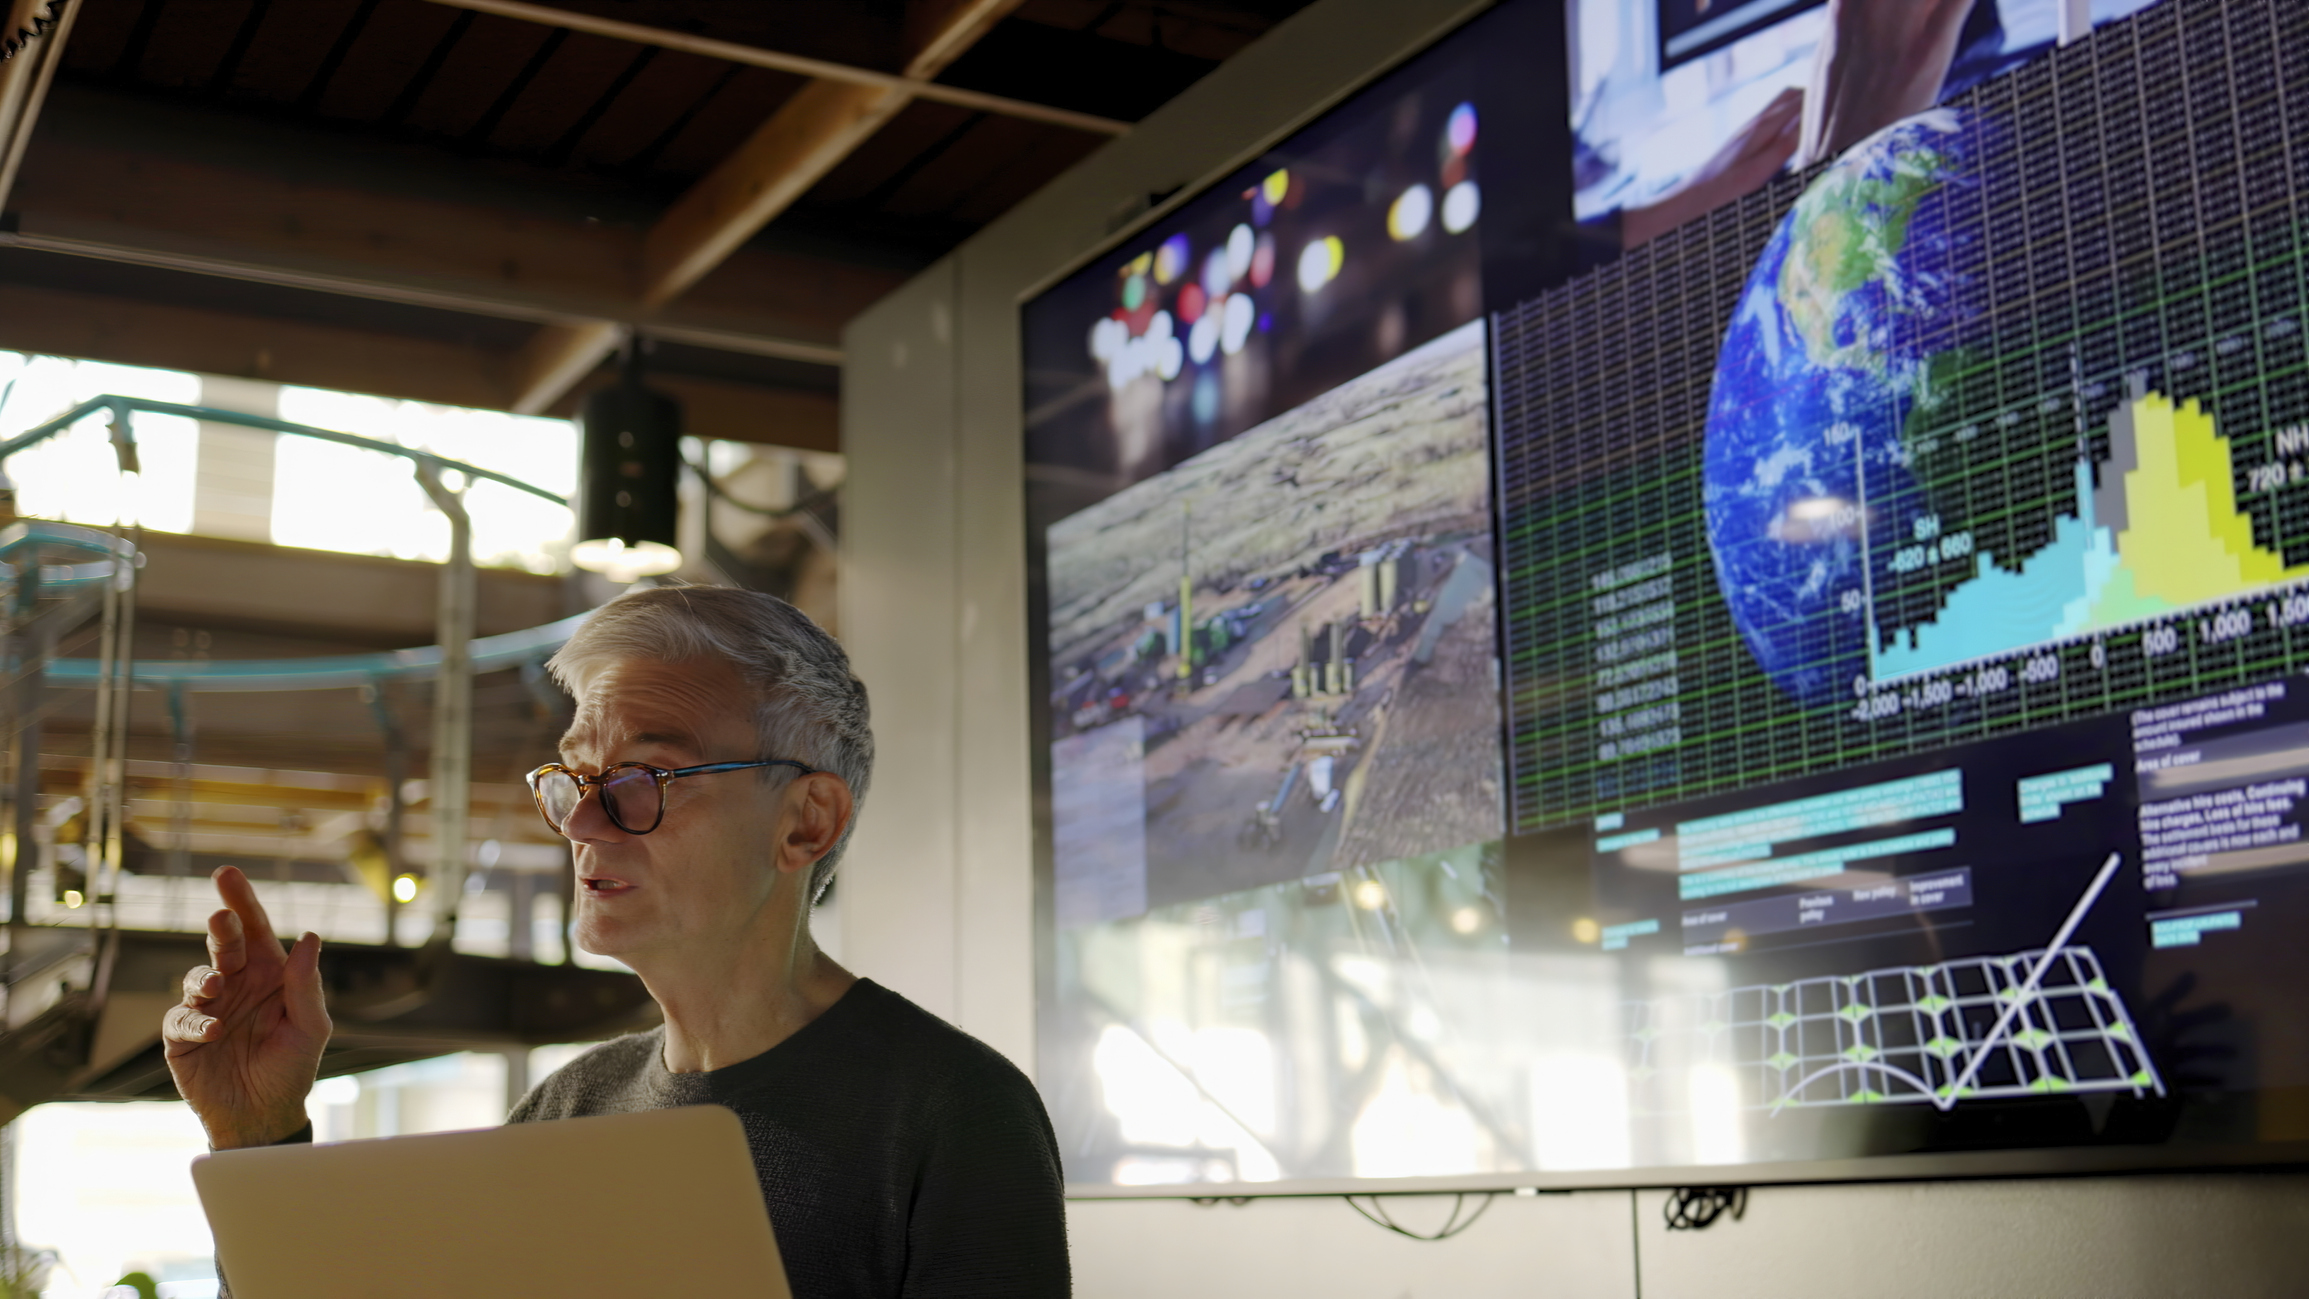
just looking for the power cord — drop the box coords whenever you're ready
[1343,1192,1496,1240]
[1662,1185,1746,1230]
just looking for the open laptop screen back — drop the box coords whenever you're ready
[194,1104,786,1299]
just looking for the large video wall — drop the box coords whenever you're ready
[1025,0,2308,1191]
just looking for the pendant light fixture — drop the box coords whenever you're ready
[571,339,684,582]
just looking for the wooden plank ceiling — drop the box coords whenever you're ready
[0,0,1317,877]
[0,0,1313,444]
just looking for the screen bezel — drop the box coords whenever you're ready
[1057,1132,2309,1199]
[1021,0,2309,1199]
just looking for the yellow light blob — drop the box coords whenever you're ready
[1450,906,1482,934]
[392,874,421,904]
[1571,917,1601,944]
[63,889,84,909]
[1262,169,1289,205]
[1352,879,1386,910]
[1295,235,1345,294]
[1153,234,1188,285]
[1388,184,1433,241]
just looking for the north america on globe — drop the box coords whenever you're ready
[1702,108,1986,705]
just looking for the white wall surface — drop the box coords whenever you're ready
[837,0,2309,1293]
[1068,1173,2309,1299]
[839,260,962,1019]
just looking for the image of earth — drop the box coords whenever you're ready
[1702,108,1985,704]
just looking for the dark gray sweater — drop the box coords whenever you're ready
[508,978,1071,1299]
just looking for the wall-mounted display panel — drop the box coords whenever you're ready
[1026,0,2309,1195]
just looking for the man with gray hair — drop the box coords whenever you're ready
[161,586,1070,1297]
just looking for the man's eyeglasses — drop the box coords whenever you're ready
[524,759,817,836]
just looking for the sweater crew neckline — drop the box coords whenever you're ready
[645,976,880,1098]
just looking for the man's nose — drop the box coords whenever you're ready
[560,781,631,843]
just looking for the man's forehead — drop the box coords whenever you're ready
[558,716,703,758]
[559,658,750,756]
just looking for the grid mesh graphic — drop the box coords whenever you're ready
[1493,0,2309,832]
[1625,946,2163,1112]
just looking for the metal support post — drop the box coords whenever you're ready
[83,539,115,926]
[554,848,575,965]
[508,870,536,961]
[503,1047,530,1118]
[164,684,190,878]
[83,531,132,934]
[364,679,409,948]
[104,552,131,903]
[4,558,41,995]
[416,463,474,944]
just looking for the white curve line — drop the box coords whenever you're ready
[1769,1060,1945,1114]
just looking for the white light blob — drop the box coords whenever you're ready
[1296,236,1343,294]
[1202,248,1231,300]
[1441,180,1481,234]
[1089,316,1126,362]
[1188,309,1220,364]
[1220,292,1256,355]
[1225,224,1255,282]
[1388,184,1433,241]
[1103,311,1189,387]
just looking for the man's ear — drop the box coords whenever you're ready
[778,773,853,875]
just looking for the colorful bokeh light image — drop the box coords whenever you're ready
[1024,41,1485,510]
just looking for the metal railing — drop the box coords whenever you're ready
[0,400,661,1118]
[0,396,581,950]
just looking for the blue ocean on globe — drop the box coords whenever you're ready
[1702,108,1985,705]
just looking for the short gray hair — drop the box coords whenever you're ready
[546,586,872,901]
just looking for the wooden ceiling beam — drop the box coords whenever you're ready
[507,318,625,418]
[506,0,1026,415]
[3,130,873,365]
[0,281,511,409]
[0,282,837,453]
[417,0,1127,136]
[904,0,1030,80]
[642,80,912,311]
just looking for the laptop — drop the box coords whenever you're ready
[193,1104,788,1299]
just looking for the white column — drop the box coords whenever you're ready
[193,375,280,543]
[2058,0,2092,45]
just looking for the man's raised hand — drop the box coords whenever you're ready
[162,865,331,1149]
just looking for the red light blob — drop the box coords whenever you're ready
[1249,233,1276,289]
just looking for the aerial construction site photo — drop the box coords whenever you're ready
[1047,319,1504,923]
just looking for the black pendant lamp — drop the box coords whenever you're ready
[572,343,685,581]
